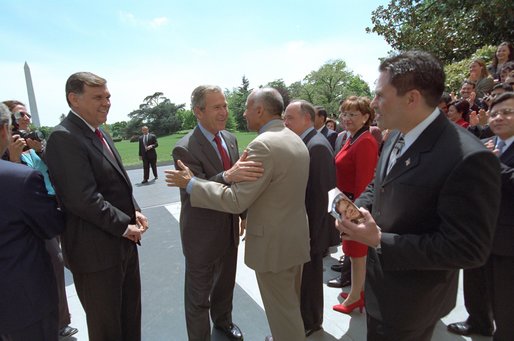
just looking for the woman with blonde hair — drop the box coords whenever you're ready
[468,59,494,98]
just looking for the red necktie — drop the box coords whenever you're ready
[214,133,231,170]
[95,129,114,157]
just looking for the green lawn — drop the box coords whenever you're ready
[115,130,257,167]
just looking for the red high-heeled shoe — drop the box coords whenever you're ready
[333,297,365,314]
[339,291,364,300]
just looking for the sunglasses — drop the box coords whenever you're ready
[14,111,31,119]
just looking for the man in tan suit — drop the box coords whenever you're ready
[166,88,311,341]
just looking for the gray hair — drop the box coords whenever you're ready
[251,87,284,116]
[191,85,223,110]
[0,103,11,126]
[290,99,316,122]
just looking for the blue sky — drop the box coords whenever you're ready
[1,0,392,126]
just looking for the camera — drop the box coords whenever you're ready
[11,112,44,151]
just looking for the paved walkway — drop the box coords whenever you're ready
[63,165,493,341]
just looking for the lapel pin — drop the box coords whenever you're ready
[405,158,411,166]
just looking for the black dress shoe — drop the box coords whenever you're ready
[331,263,344,272]
[327,276,351,288]
[305,325,322,336]
[214,323,244,340]
[141,180,148,184]
[59,325,78,338]
[447,321,493,336]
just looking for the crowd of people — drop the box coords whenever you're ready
[1,43,513,341]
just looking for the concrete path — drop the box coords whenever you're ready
[63,165,493,341]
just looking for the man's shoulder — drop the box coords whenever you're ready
[0,159,38,181]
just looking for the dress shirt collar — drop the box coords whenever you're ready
[299,126,315,140]
[258,119,282,134]
[498,135,514,153]
[70,110,96,132]
[197,122,217,142]
[400,107,440,157]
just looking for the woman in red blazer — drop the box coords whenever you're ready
[333,96,378,314]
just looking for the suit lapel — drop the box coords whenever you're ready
[500,141,514,165]
[68,114,131,186]
[302,129,317,146]
[382,113,447,186]
[193,127,224,172]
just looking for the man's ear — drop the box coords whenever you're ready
[68,92,79,108]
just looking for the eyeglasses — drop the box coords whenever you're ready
[339,112,361,119]
[489,108,514,119]
[15,111,31,119]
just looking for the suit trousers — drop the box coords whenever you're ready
[45,237,71,329]
[488,254,514,341]
[366,313,436,341]
[300,252,323,329]
[142,157,157,180]
[73,245,141,341]
[256,264,305,341]
[0,309,58,341]
[463,265,494,332]
[184,244,238,341]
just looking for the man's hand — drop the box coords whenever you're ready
[135,211,149,233]
[224,150,264,183]
[165,160,194,188]
[336,209,381,248]
[124,224,142,243]
[478,109,489,125]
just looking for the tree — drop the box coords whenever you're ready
[109,121,128,139]
[265,79,291,108]
[297,60,371,117]
[127,93,185,137]
[226,76,251,131]
[367,0,514,63]
[176,109,196,130]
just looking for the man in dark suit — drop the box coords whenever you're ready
[139,125,158,183]
[314,106,337,150]
[0,103,65,340]
[283,100,336,336]
[336,51,501,341]
[45,72,148,341]
[448,92,514,340]
[172,85,263,341]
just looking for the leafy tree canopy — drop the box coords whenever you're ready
[367,0,514,63]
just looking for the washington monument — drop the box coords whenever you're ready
[24,61,41,127]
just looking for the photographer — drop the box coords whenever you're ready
[1,100,44,163]
[1,100,78,338]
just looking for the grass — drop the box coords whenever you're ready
[115,130,257,167]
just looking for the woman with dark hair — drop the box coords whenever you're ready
[488,42,514,80]
[468,59,494,98]
[332,96,378,314]
[447,99,470,128]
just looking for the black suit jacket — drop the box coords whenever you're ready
[483,137,514,257]
[139,133,158,160]
[0,160,64,333]
[355,112,501,330]
[320,126,337,151]
[46,112,140,273]
[303,129,336,254]
[172,127,240,264]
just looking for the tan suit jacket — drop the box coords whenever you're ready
[191,120,311,273]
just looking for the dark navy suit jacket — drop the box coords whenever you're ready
[0,160,64,333]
